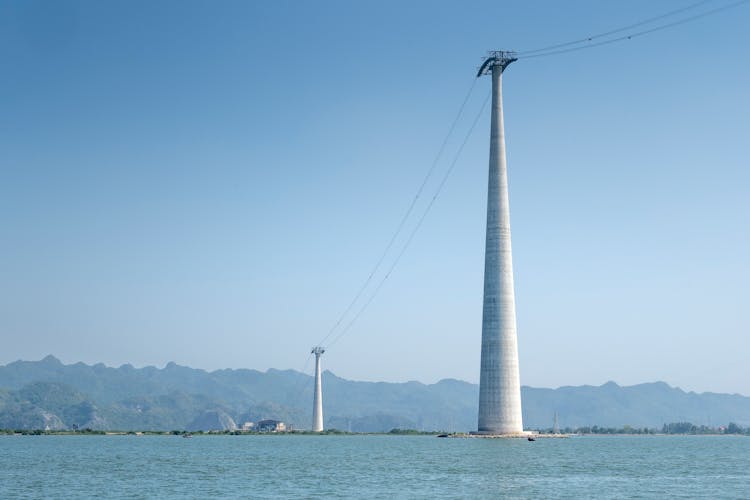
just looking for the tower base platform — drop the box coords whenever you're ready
[450,431,568,439]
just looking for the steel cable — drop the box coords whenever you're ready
[520,0,749,60]
[314,77,479,348]
[327,89,493,349]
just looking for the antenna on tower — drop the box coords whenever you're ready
[311,346,325,432]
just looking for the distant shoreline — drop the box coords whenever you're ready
[2,429,747,437]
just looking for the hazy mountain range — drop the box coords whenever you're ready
[1,356,748,432]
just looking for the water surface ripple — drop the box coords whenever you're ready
[1,435,748,498]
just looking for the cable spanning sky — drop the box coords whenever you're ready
[1,0,748,395]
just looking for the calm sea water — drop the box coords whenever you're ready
[1,434,748,498]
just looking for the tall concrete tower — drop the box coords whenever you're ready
[476,51,524,435]
[311,346,325,432]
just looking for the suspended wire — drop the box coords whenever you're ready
[326,89,493,349]
[290,351,313,398]
[314,77,479,348]
[293,0,747,406]
[305,0,749,361]
[517,0,716,56]
[520,0,749,60]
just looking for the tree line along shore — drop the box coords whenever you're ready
[2,422,749,436]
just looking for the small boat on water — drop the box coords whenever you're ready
[527,437,535,441]
[182,434,193,438]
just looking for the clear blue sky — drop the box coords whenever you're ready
[1,0,748,394]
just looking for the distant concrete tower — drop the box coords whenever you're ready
[553,411,560,434]
[311,346,325,432]
[476,51,524,435]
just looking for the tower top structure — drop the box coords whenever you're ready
[477,51,518,77]
[311,346,325,356]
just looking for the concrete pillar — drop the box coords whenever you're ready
[312,347,324,432]
[477,60,524,435]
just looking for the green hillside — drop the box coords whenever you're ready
[1,356,749,431]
